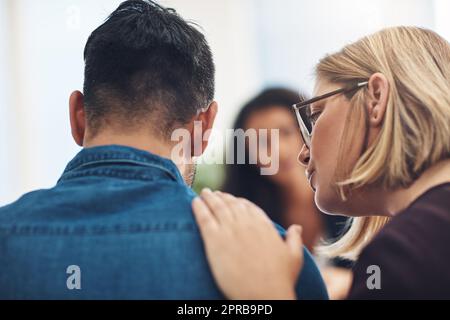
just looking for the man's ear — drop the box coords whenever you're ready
[69,91,86,147]
[192,101,218,157]
[366,73,390,128]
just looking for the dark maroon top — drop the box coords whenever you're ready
[348,183,450,300]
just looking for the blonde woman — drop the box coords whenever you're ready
[192,26,450,299]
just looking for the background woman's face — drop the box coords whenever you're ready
[303,80,364,215]
[245,106,304,186]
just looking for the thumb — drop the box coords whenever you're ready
[286,225,303,260]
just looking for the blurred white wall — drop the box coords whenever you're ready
[0,0,448,205]
[435,0,450,41]
[0,0,125,205]
[254,0,435,93]
[0,0,12,203]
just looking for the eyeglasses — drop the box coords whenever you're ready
[292,81,368,148]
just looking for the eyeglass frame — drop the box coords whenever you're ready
[292,81,369,148]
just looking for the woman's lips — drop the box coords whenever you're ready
[306,170,316,192]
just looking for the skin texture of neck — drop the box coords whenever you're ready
[383,159,450,217]
[340,159,450,218]
[83,129,193,185]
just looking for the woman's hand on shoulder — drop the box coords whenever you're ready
[192,188,304,300]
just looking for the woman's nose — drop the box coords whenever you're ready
[297,144,310,167]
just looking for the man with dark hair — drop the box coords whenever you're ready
[0,0,327,299]
[82,0,215,142]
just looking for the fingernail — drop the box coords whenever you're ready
[201,188,212,194]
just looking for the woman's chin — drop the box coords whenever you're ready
[314,187,345,215]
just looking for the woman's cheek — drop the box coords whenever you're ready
[310,115,346,213]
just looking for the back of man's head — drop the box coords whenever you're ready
[83,0,215,139]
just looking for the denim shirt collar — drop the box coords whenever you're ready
[58,145,185,184]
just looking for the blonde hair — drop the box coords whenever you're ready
[316,26,450,260]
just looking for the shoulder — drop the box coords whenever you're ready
[297,246,329,300]
[273,223,329,300]
[348,183,450,299]
[372,183,450,258]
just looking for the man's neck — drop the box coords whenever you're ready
[85,131,173,159]
[83,131,193,184]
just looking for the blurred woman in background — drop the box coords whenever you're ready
[223,88,329,251]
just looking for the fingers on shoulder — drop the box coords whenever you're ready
[192,197,218,233]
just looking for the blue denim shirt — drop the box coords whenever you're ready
[0,145,328,299]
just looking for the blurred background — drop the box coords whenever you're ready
[1,0,450,205]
